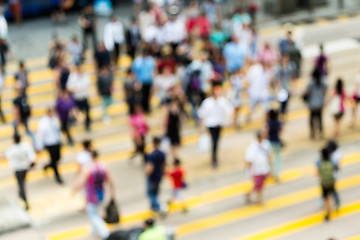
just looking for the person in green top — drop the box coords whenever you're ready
[138,218,167,240]
[210,24,228,49]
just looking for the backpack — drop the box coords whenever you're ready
[19,97,31,120]
[319,160,335,188]
[188,70,202,93]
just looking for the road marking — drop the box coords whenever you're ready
[345,234,360,240]
[238,200,360,240]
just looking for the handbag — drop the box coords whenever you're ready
[104,199,120,224]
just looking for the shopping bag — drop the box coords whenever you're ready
[329,95,341,115]
[160,136,171,154]
[104,199,120,224]
[198,134,211,152]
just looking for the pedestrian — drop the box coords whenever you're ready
[78,4,97,51]
[314,44,329,81]
[124,69,143,116]
[73,150,115,240]
[67,64,91,132]
[97,66,113,124]
[229,68,245,129]
[56,90,77,146]
[138,218,167,240]
[131,48,156,114]
[0,61,5,123]
[350,71,360,128]
[94,42,111,71]
[154,65,178,105]
[274,54,296,116]
[145,137,166,213]
[54,57,70,92]
[258,42,277,69]
[328,78,346,139]
[36,108,64,184]
[13,86,36,146]
[279,31,292,55]
[266,109,283,182]
[5,134,36,210]
[245,131,272,205]
[48,34,65,69]
[317,147,336,221]
[14,61,29,96]
[327,140,342,209]
[167,158,187,213]
[76,139,93,174]
[129,105,148,163]
[304,69,327,139]
[223,36,245,74]
[198,86,233,168]
[163,97,183,160]
[9,0,22,24]
[104,16,125,64]
[67,35,83,66]
[0,7,8,41]
[125,16,141,60]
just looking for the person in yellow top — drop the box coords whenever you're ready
[138,218,167,240]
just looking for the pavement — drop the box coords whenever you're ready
[1,2,360,240]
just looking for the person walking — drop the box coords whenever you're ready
[317,148,336,221]
[304,69,327,139]
[266,110,283,182]
[14,61,29,96]
[94,42,112,71]
[67,36,83,66]
[54,57,70,92]
[327,140,342,209]
[104,16,125,64]
[0,63,4,123]
[125,17,141,60]
[328,78,346,140]
[78,4,97,51]
[97,66,113,124]
[314,44,329,81]
[198,86,233,168]
[56,90,77,146]
[167,158,188,213]
[67,64,91,131]
[245,131,272,205]
[5,134,36,210]
[131,48,156,114]
[350,71,360,128]
[145,137,166,213]
[138,218,167,240]
[129,105,148,163]
[76,139,93,175]
[73,150,115,240]
[36,108,64,184]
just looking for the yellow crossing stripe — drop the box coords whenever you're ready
[239,200,360,240]
[345,234,360,240]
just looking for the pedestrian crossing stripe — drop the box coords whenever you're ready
[345,234,360,240]
[47,172,360,240]
[238,200,360,240]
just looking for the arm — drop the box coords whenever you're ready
[145,161,154,177]
[73,168,89,192]
[14,105,21,126]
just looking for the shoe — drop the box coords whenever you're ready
[56,177,64,185]
[325,214,330,222]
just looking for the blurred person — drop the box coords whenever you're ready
[36,108,63,184]
[13,86,36,146]
[0,39,10,72]
[139,4,155,38]
[201,0,220,25]
[314,44,329,81]
[157,45,176,74]
[145,137,166,213]
[245,130,272,205]
[138,218,167,240]
[232,7,251,28]
[76,139,92,174]
[258,42,277,69]
[124,69,143,116]
[5,134,35,210]
[67,64,91,131]
[9,0,22,24]
[198,86,233,168]
[210,24,228,49]
[317,148,336,221]
[54,57,70,92]
[0,63,4,122]
[73,150,115,240]
[186,11,211,38]
[328,78,346,140]
[279,31,292,55]
[304,69,327,139]
[97,66,113,124]
[131,48,156,113]
[67,35,83,66]
[0,7,8,40]
[163,13,187,50]
[94,42,111,70]
[104,16,125,64]
[129,105,148,163]
[327,140,342,209]
[229,68,245,129]
[51,0,69,24]
[266,109,283,182]
[133,0,143,16]
[163,98,183,160]
[223,36,246,74]
[78,4,97,51]
[351,71,360,127]
[125,17,141,60]
[287,41,302,78]
[249,27,259,61]
[56,90,77,146]
[167,159,188,213]
[154,65,178,105]
[48,34,65,69]
[274,54,296,115]
[15,61,29,97]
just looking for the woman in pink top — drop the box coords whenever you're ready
[129,105,149,163]
[328,79,346,139]
[258,42,277,68]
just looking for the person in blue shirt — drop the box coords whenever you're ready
[223,36,245,74]
[145,137,166,213]
[131,48,156,113]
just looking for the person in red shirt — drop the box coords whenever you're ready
[186,11,211,38]
[168,159,188,213]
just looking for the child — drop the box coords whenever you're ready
[168,159,187,213]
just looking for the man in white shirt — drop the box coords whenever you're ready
[67,65,91,131]
[0,7,8,40]
[36,109,63,184]
[198,86,233,168]
[245,131,272,205]
[5,134,35,210]
[104,16,125,64]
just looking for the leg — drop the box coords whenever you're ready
[272,143,282,180]
[317,109,324,138]
[86,203,110,239]
[23,120,36,147]
[15,170,28,208]
[0,95,5,122]
[83,30,88,50]
[91,30,98,53]
[61,120,74,145]
[208,127,221,167]
[147,180,161,212]
[142,84,152,113]
[47,144,63,184]
[333,184,340,209]
[324,195,331,221]
[310,110,315,139]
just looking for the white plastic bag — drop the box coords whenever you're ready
[160,137,171,154]
[198,134,211,152]
[329,95,341,115]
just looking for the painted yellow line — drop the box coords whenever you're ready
[316,18,329,25]
[239,200,360,240]
[345,234,360,240]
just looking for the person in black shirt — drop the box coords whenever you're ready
[125,17,141,60]
[78,4,97,52]
[145,137,166,213]
[94,42,111,71]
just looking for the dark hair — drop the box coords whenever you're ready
[327,140,338,153]
[144,218,155,227]
[335,78,343,95]
[91,150,98,159]
[321,148,330,161]
[312,69,322,86]
[19,60,24,68]
[82,140,92,150]
[174,158,181,166]
[153,137,161,146]
[268,109,278,121]
[256,130,263,139]
[319,44,324,52]
[14,134,21,144]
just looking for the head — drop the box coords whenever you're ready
[153,137,161,149]
[76,64,83,73]
[60,90,71,100]
[319,44,324,54]
[47,108,55,117]
[72,35,79,43]
[173,158,181,167]
[280,54,290,65]
[212,85,222,98]
[256,130,264,143]
[143,218,155,230]
[111,15,119,23]
[327,140,338,154]
[19,61,25,70]
[91,150,99,162]
[287,31,292,40]
[321,147,330,161]
[14,134,21,144]
[268,109,279,121]
[82,139,92,151]
[335,78,344,94]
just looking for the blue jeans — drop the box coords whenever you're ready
[13,120,36,147]
[86,203,110,239]
[147,179,161,212]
